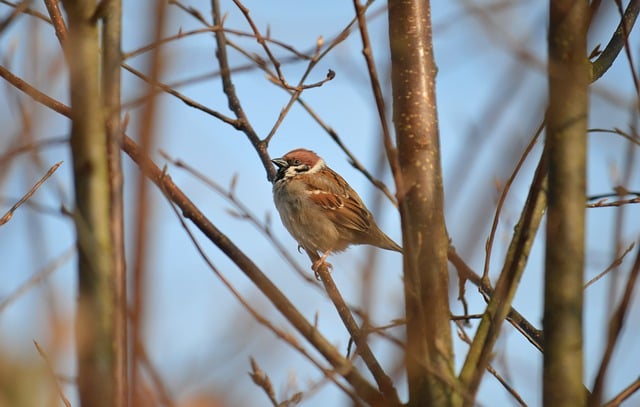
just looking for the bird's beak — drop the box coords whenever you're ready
[271,158,288,168]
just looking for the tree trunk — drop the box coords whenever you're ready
[61,0,120,405]
[388,1,455,405]
[544,1,589,406]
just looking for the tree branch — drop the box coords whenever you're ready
[590,0,640,82]
[121,136,387,406]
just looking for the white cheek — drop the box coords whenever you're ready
[284,167,298,178]
[307,159,325,174]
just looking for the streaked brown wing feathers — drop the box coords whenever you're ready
[300,168,372,233]
[307,190,370,232]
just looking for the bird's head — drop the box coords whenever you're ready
[272,148,325,182]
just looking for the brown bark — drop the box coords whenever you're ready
[544,1,589,406]
[60,0,118,405]
[101,0,128,405]
[388,1,455,405]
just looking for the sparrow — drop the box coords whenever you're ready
[271,148,402,272]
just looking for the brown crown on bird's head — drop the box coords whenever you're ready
[281,149,321,165]
[272,149,326,181]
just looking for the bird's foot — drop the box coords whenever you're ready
[312,252,333,280]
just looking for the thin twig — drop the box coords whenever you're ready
[228,32,397,204]
[126,23,311,61]
[584,242,635,289]
[347,315,405,350]
[455,322,528,407]
[483,120,545,281]
[352,0,400,188]
[603,376,640,407]
[0,64,71,116]
[451,314,484,321]
[214,5,397,204]
[169,0,312,60]
[587,185,640,201]
[614,0,640,97]
[0,246,75,313]
[314,263,401,405]
[159,151,315,284]
[0,0,50,22]
[249,357,279,406]
[136,341,176,407]
[587,127,640,146]
[0,0,29,34]
[293,97,397,205]
[589,242,640,407]
[587,196,640,208]
[448,245,544,353]
[210,0,274,181]
[262,39,332,146]
[33,340,72,407]
[591,0,640,82]
[230,0,288,88]
[168,0,210,26]
[124,27,221,60]
[0,136,68,165]
[0,161,63,225]
[122,63,240,127]
[42,0,67,45]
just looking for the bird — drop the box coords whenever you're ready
[271,148,402,273]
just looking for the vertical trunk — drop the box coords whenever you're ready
[388,1,454,405]
[61,0,117,406]
[102,0,128,405]
[544,1,589,406]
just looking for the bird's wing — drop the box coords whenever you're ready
[302,170,372,233]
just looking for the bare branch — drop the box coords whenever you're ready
[354,0,399,183]
[457,152,547,404]
[159,151,314,284]
[0,136,68,165]
[210,0,274,181]
[136,340,176,407]
[448,245,544,353]
[603,376,640,407]
[314,264,400,404]
[0,0,51,23]
[483,120,544,281]
[0,0,28,34]
[590,0,640,82]
[231,0,289,88]
[0,246,75,314]
[249,358,278,406]
[589,243,640,407]
[455,321,528,407]
[0,64,71,117]
[0,161,63,226]
[33,340,72,407]
[122,62,241,127]
[587,196,640,208]
[42,0,67,45]
[584,242,635,289]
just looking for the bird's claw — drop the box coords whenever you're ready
[312,259,333,280]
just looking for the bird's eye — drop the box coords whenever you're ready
[292,159,302,166]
